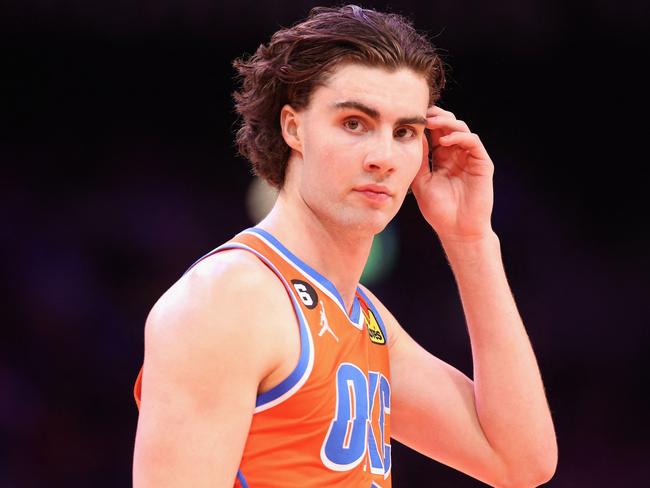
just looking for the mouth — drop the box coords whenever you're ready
[352,184,393,203]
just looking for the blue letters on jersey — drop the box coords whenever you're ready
[321,363,391,476]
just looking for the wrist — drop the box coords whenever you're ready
[437,227,498,247]
[439,230,501,265]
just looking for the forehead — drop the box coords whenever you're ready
[311,63,430,115]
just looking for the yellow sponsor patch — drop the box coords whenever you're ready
[364,308,386,345]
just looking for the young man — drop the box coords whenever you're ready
[133,5,557,487]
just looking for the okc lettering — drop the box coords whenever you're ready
[320,363,391,477]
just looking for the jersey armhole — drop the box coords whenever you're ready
[190,243,315,413]
[356,286,390,344]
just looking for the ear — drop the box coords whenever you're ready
[280,104,303,153]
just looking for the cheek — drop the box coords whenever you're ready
[309,141,349,173]
[301,143,340,194]
[400,143,423,176]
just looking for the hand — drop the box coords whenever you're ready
[411,106,495,243]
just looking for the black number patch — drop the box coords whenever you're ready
[291,279,318,309]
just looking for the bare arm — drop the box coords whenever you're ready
[380,105,557,486]
[443,232,556,485]
[367,235,556,487]
[133,251,295,487]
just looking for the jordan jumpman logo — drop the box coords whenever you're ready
[318,301,339,342]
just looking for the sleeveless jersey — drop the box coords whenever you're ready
[134,227,392,487]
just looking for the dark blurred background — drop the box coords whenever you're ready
[2,0,649,486]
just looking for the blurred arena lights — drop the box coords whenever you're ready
[245,176,278,224]
[361,224,399,286]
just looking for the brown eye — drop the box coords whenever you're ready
[395,127,416,139]
[344,119,364,132]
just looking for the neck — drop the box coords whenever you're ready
[257,191,374,313]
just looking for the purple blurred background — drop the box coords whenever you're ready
[2,1,649,486]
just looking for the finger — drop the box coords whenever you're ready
[439,132,489,159]
[427,117,470,134]
[427,105,457,120]
[426,117,468,152]
[428,127,445,148]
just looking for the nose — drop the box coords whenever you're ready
[362,129,396,175]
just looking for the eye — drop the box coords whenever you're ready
[394,126,417,139]
[343,118,366,133]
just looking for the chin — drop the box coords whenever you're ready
[342,210,392,236]
[314,200,395,236]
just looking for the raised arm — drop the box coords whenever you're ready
[133,251,296,487]
[379,106,557,486]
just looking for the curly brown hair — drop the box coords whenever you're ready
[232,4,446,189]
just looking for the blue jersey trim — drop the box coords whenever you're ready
[216,243,313,410]
[254,282,311,408]
[248,227,362,323]
[349,294,360,322]
[236,469,249,488]
[356,287,389,343]
[182,241,314,412]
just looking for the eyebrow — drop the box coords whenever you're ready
[332,100,427,126]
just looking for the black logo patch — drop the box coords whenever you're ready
[291,279,318,309]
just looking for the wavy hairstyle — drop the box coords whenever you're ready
[232,4,446,188]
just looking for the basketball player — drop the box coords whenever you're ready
[133,5,557,487]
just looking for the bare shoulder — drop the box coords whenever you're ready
[358,284,391,316]
[147,248,289,342]
[142,248,296,405]
[135,249,296,485]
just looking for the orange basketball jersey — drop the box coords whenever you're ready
[134,228,392,487]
